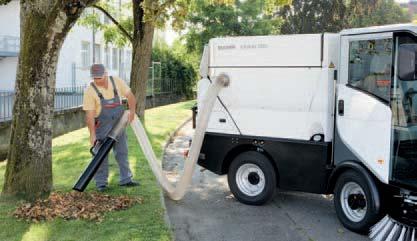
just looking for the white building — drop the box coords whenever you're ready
[0,0,132,91]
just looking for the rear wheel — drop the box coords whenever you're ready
[228,151,276,205]
[334,170,383,233]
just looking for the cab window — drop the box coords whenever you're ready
[348,38,393,102]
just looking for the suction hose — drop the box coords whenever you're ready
[130,73,230,200]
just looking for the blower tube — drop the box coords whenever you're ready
[73,112,130,192]
[73,73,229,199]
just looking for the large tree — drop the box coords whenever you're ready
[83,0,188,119]
[279,0,410,34]
[279,0,346,34]
[184,0,290,55]
[347,0,410,28]
[1,0,97,200]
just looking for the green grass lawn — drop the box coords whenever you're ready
[0,100,195,241]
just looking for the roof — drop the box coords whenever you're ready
[340,23,417,36]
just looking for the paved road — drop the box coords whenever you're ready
[163,121,369,241]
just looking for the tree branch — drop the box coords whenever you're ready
[92,4,134,43]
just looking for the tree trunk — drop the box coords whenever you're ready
[130,0,155,120]
[2,1,93,200]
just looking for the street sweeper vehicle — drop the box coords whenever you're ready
[194,24,417,239]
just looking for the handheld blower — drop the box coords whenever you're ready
[73,111,130,192]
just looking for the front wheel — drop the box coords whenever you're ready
[334,170,383,234]
[228,151,276,205]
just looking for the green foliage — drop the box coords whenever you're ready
[347,0,410,28]
[78,2,134,47]
[0,0,11,5]
[279,0,346,34]
[152,43,198,99]
[184,0,289,54]
[142,0,190,30]
[79,0,190,47]
[280,0,410,34]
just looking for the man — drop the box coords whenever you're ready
[83,63,139,191]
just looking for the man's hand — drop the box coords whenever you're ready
[90,134,96,146]
[126,91,137,123]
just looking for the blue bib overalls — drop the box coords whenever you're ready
[91,76,133,187]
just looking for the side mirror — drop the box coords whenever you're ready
[398,44,417,80]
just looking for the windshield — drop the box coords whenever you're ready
[391,33,417,189]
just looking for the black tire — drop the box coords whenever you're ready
[333,170,383,234]
[228,151,276,205]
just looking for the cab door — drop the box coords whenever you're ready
[334,33,393,184]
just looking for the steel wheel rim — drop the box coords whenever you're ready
[235,163,266,197]
[340,182,367,223]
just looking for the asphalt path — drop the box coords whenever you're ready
[163,121,369,241]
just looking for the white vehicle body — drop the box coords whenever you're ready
[196,24,417,232]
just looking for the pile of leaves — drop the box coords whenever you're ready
[14,192,143,222]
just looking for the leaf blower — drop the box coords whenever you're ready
[73,111,129,192]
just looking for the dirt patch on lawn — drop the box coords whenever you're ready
[14,192,143,222]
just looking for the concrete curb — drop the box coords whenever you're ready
[159,117,192,241]
[163,117,192,152]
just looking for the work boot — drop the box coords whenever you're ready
[120,180,140,187]
[97,185,107,192]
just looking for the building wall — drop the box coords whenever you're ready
[0,57,18,90]
[0,0,19,37]
[0,0,19,90]
[0,1,132,90]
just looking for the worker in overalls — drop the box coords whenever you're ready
[83,64,139,191]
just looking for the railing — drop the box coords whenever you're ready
[0,35,20,56]
[148,78,178,96]
[0,86,86,122]
[0,76,180,122]
[54,86,86,111]
[0,91,14,122]
[146,62,179,96]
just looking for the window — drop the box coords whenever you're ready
[94,43,101,64]
[390,34,417,190]
[126,50,132,65]
[120,49,125,71]
[348,38,393,101]
[112,48,119,70]
[81,41,91,68]
[104,15,110,24]
[105,46,111,68]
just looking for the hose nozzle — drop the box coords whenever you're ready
[216,73,230,87]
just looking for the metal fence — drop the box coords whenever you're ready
[146,62,178,96]
[0,91,14,122]
[0,69,180,122]
[0,35,20,56]
[54,86,86,111]
[0,86,86,122]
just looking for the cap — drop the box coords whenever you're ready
[90,64,105,78]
